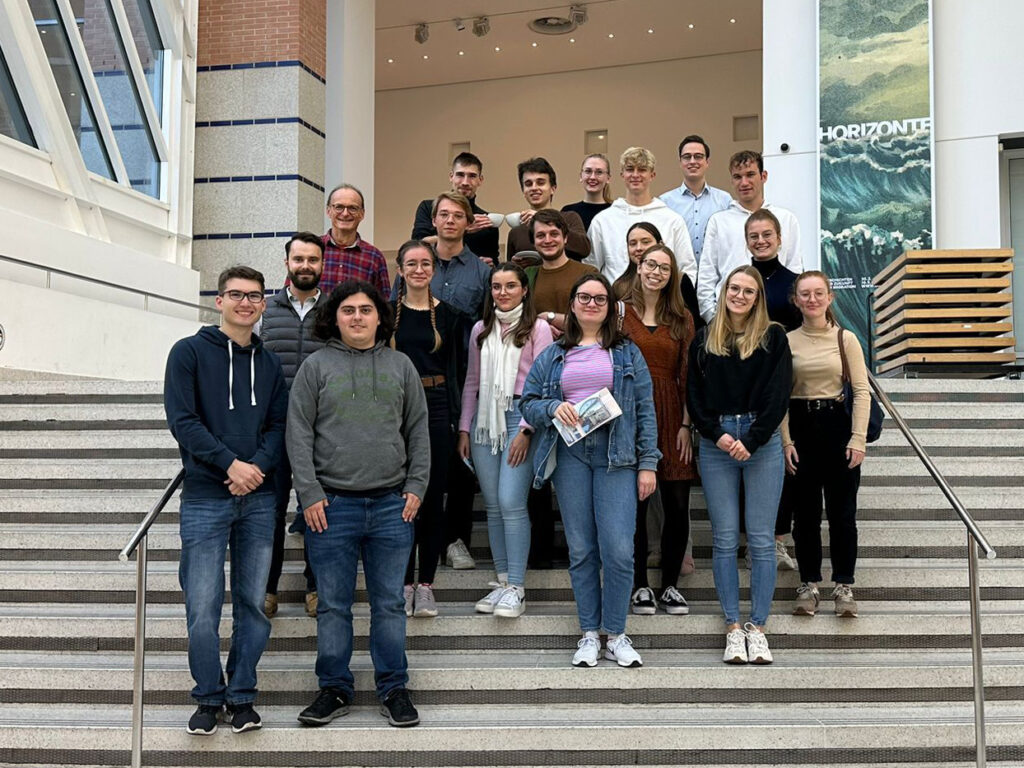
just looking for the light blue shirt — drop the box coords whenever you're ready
[659,183,733,263]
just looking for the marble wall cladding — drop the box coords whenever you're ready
[297,181,325,233]
[196,67,299,123]
[193,236,287,297]
[193,180,300,235]
[298,66,326,136]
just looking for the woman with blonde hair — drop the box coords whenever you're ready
[783,270,870,618]
[561,153,613,230]
[620,244,697,616]
[687,265,791,664]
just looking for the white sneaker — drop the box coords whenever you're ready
[775,539,796,570]
[605,633,643,667]
[744,622,773,664]
[494,585,526,618]
[723,627,748,664]
[446,538,475,569]
[474,582,507,614]
[572,632,600,667]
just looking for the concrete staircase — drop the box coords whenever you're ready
[1,378,1023,767]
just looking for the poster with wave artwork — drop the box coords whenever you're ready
[818,0,934,352]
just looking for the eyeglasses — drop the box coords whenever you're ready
[640,259,672,275]
[436,211,467,221]
[329,204,363,215]
[726,284,758,299]
[581,168,607,177]
[574,292,608,307]
[680,153,707,162]
[220,290,265,304]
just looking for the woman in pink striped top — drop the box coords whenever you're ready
[458,263,553,618]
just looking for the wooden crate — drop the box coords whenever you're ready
[871,249,1016,375]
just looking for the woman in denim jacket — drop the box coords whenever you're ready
[521,273,661,669]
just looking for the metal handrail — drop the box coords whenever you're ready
[868,374,994,768]
[119,468,185,768]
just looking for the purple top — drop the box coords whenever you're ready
[561,344,614,403]
[459,318,554,433]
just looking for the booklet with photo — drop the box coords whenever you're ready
[554,387,622,446]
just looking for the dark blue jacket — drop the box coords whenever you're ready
[164,326,288,499]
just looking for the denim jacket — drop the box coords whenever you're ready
[520,339,661,489]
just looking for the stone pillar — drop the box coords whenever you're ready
[192,0,327,294]
[324,0,375,239]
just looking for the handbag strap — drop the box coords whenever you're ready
[837,327,851,384]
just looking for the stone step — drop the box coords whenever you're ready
[2,649,1023,707]
[0,702,1021,767]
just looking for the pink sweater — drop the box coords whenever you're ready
[459,318,554,433]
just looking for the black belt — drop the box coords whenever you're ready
[792,398,841,411]
[322,484,403,499]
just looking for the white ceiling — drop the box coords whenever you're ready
[375,0,763,91]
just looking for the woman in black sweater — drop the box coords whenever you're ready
[687,265,791,665]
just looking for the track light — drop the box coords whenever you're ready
[454,18,466,32]
[569,4,588,25]
[414,23,429,44]
[472,17,490,37]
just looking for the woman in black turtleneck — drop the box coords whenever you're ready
[745,209,801,332]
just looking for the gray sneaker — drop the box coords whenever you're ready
[793,583,820,616]
[775,539,796,570]
[413,584,438,618]
[403,585,414,617]
[445,538,475,569]
[832,584,859,617]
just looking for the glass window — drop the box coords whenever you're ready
[121,0,164,121]
[0,47,36,146]
[29,0,115,179]
[72,0,161,197]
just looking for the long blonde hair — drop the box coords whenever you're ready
[628,244,692,342]
[704,265,776,359]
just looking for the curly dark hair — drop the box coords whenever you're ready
[313,280,394,344]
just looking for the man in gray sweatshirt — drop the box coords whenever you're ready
[286,280,429,728]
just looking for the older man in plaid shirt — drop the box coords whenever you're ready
[320,183,390,296]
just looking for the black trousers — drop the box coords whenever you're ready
[405,387,451,585]
[633,480,691,590]
[266,445,315,595]
[445,445,477,548]
[788,401,861,585]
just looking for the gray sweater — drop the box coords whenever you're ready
[286,338,430,505]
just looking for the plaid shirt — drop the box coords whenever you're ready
[320,232,391,296]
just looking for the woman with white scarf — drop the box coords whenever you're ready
[458,263,553,618]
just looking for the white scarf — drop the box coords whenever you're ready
[475,304,526,454]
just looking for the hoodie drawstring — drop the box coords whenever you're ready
[227,342,235,410]
[227,339,257,410]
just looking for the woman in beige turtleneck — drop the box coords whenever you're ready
[781,271,870,619]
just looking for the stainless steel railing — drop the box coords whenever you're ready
[119,468,185,768]
[869,374,996,768]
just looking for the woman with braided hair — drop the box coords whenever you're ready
[390,240,466,618]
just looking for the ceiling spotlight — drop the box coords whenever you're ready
[730,18,736,23]
[387,58,394,64]
[688,23,694,29]
[473,17,490,37]
[414,23,429,44]
[458,50,465,56]
[532,42,538,47]
[647,28,654,34]
[607,33,614,38]
[569,4,588,25]
[454,18,466,32]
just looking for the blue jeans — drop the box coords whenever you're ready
[551,427,636,635]
[470,404,534,586]
[305,492,414,700]
[698,414,784,627]
[178,492,275,706]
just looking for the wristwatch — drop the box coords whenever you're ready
[546,311,556,322]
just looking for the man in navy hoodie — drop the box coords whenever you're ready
[164,265,288,736]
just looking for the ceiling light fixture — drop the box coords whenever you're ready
[454,18,466,32]
[414,23,429,44]
[569,37,575,43]
[458,50,465,56]
[532,42,538,47]
[387,58,394,64]
[607,33,614,38]
[422,54,428,59]
[647,28,654,34]
[569,4,588,25]
[688,23,694,29]
[730,18,736,23]
[494,46,501,52]
[473,17,490,37]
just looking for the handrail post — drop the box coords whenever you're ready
[968,533,987,768]
[131,535,148,768]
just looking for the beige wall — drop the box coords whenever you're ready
[373,50,762,254]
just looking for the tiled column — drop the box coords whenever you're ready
[192,0,327,294]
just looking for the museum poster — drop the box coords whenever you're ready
[818,0,934,348]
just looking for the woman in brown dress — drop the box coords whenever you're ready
[622,243,698,616]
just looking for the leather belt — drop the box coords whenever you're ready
[420,374,446,388]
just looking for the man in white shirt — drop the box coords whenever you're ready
[658,135,733,264]
[696,150,802,322]
[584,146,696,284]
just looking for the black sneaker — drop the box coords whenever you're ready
[186,704,222,735]
[630,587,656,615]
[226,702,262,733]
[380,688,419,727]
[297,687,351,726]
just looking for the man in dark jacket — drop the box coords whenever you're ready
[260,233,327,618]
[164,265,288,736]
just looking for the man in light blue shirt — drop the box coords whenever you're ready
[658,135,732,264]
